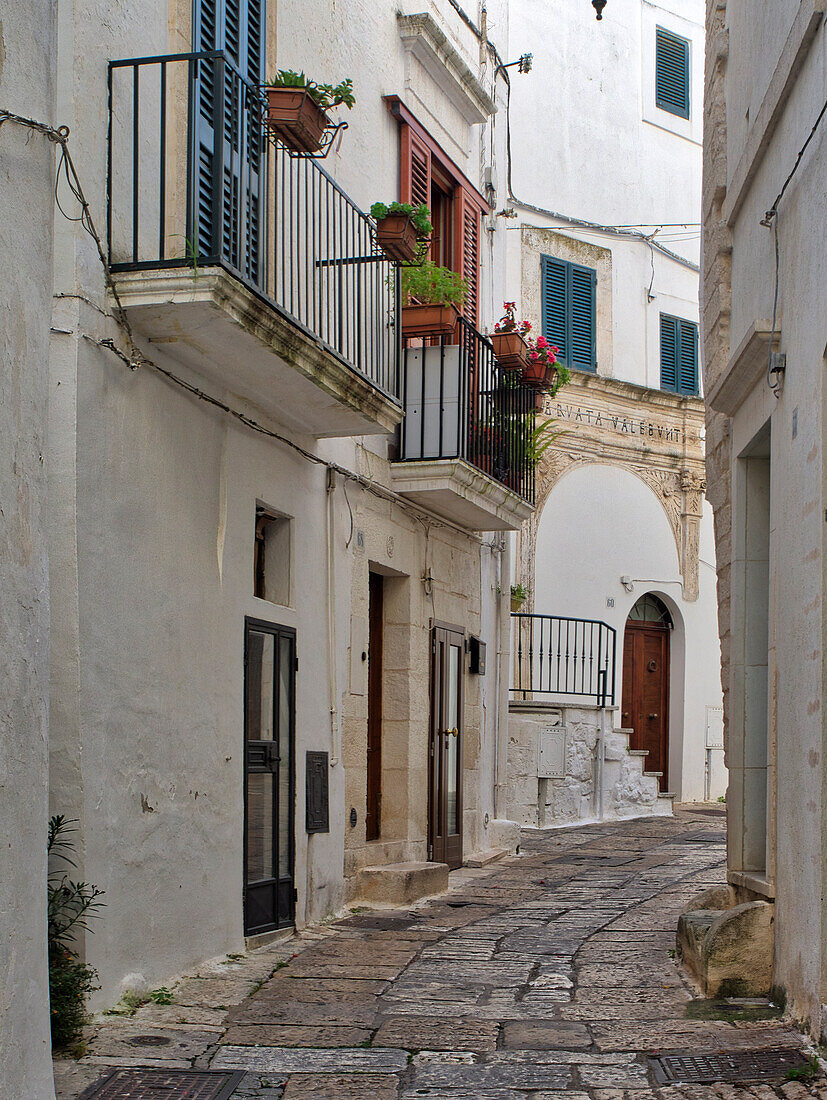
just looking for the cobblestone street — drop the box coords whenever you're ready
[57,808,823,1099]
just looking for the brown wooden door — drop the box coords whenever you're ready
[429,625,464,869]
[366,573,383,842]
[621,623,670,791]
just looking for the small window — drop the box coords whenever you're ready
[656,26,690,119]
[628,594,673,628]
[254,507,291,605]
[541,255,597,373]
[660,314,698,396]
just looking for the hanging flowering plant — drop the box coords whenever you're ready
[493,302,532,337]
[523,336,571,396]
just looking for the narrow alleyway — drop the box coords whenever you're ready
[58,808,821,1100]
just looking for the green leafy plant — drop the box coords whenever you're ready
[511,583,529,602]
[269,70,355,111]
[400,260,468,308]
[369,201,433,240]
[514,416,567,469]
[785,1055,820,1081]
[149,987,174,1005]
[48,815,105,1049]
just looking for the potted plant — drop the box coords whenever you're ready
[400,260,468,338]
[511,583,529,612]
[491,302,532,370]
[522,336,571,397]
[370,201,432,264]
[263,70,355,154]
[502,416,567,494]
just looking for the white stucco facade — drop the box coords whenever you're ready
[44,0,523,1013]
[703,0,827,1036]
[504,0,723,803]
[0,4,57,1098]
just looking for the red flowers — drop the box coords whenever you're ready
[494,301,531,337]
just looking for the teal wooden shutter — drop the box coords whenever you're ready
[660,314,698,395]
[541,256,568,363]
[656,27,690,119]
[194,0,264,279]
[678,319,699,394]
[570,263,596,372]
[660,314,678,392]
[541,256,597,372]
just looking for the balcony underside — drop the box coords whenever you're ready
[112,267,403,439]
[391,458,533,531]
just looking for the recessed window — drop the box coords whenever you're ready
[254,507,291,605]
[660,314,698,396]
[541,255,597,373]
[656,26,690,119]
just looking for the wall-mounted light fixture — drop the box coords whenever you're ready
[592,0,608,19]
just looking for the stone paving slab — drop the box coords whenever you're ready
[221,1024,374,1046]
[281,1072,400,1098]
[373,1015,499,1050]
[212,1046,409,1073]
[501,1020,593,1049]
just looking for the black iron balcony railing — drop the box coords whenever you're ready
[512,613,616,706]
[107,52,399,399]
[398,317,536,503]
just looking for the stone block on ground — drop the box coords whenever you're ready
[677,899,774,996]
[354,861,448,906]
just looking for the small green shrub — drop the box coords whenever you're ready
[149,987,174,1005]
[369,201,433,240]
[511,584,529,602]
[47,816,105,1049]
[268,70,355,111]
[400,260,468,308]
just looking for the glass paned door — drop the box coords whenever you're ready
[429,625,464,869]
[244,619,295,935]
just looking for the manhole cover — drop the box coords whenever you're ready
[650,1048,812,1085]
[77,1068,245,1099]
[127,1035,173,1047]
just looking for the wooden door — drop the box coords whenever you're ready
[621,623,670,791]
[366,573,383,842]
[244,619,295,935]
[429,625,464,869]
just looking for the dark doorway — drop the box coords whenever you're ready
[366,573,384,842]
[621,595,671,791]
[429,623,464,868]
[244,619,295,935]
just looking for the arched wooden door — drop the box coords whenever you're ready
[621,595,671,792]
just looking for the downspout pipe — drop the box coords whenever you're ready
[326,467,339,767]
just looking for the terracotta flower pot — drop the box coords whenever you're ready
[511,595,526,613]
[522,358,559,390]
[375,214,421,263]
[264,87,331,153]
[401,303,460,339]
[491,330,530,371]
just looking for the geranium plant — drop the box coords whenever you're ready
[493,301,532,338]
[523,336,571,396]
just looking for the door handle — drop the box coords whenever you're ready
[648,713,658,719]
[448,727,459,737]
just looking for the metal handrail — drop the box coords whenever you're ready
[398,316,536,503]
[511,612,617,706]
[107,51,400,400]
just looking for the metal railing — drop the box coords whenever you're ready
[107,51,399,399]
[399,317,536,503]
[511,613,616,706]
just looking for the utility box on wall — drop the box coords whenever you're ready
[468,635,486,674]
[538,725,567,779]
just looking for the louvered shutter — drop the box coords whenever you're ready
[459,199,480,325]
[541,256,568,363]
[660,314,678,392]
[677,319,698,394]
[570,263,596,372]
[656,27,690,119]
[402,128,431,210]
[194,0,264,279]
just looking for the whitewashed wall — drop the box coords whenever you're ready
[0,3,57,1097]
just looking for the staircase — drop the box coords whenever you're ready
[602,724,674,819]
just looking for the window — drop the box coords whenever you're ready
[540,255,596,373]
[660,314,698,395]
[656,26,690,119]
[254,507,291,605]
[386,96,488,327]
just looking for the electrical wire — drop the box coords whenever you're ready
[766,217,782,399]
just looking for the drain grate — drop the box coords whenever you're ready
[649,1048,812,1085]
[77,1068,245,1100]
[127,1035,173,1047]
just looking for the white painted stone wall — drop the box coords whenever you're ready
[0,3,57,1097]
[47,0,515,1010]
[702,0,827,1034]
[508,703,671,829]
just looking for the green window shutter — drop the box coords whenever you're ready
[677,319,699,395]
[656,27,690,119]
[660,314,678,392]
[541,256,568,363]
[570,264,596,372]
